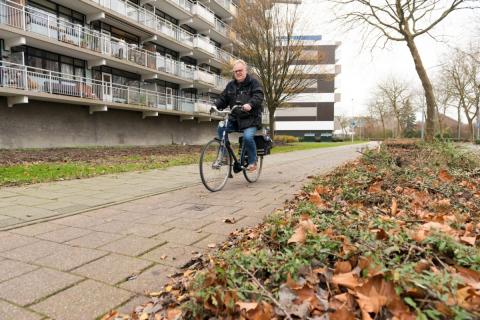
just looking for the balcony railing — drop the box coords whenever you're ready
[214,74,228,90]
[0,61,203,113]
[193,35,216,55]
[214,47,234,63]
[194,68,216,85]
[191,2,214,25]
[0,1,199,81]
[90,0,194,47]
[166,0,193,12]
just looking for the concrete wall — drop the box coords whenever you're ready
[0,97,218,148]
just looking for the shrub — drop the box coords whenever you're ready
[273,135,299,143]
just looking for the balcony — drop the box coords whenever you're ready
[213,74,228,93]
[0,61,207,114]
[151,0,192,21]
[0,1,199,84]
[202,0,237,19]
[208,18,232,44]
[193,68,215,89]
[89,0,194,51]
[193,35,216,59]
[189,2,215,29]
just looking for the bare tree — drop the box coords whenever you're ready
[376,76,412,138]
[432,75,454,138]
[231,0,315,137]
[367,96,389,139]
[330,0,478,142]
[441,49,480,141]
[335,114,351,135]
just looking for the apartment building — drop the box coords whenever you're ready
[0,0,238,148]
[275,35,341,141]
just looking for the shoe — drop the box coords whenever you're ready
[246,163,257,172]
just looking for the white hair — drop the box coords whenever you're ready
[233,59,247,69]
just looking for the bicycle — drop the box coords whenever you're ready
[199,105,266,192]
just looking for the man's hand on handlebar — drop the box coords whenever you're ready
[242,104,252,112]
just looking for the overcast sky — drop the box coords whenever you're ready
[295,0,479,118]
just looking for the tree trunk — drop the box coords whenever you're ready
[268,107,276,139]
[404,36,436,142]
[457,102,461,140]
[468,119,474,142]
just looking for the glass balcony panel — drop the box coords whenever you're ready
[192,2,214,24]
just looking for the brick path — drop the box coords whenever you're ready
[0,143,374,320]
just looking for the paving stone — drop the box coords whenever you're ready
[119,264,174,294]
[116,295,149,315]
[192,233,231,250]
[66,231,125,249]
[81,207,126,218]
[109,211,152,221]
[164,217,214,230]
[0,268,82,306]
[0,300,43,320]
[0,206,55,220]
[32,280,132,320]
[89,220,135,234]
[0,259,39,283]
[36,227,92,243]
[50,215,104,228]
[0,217,24,228]
[141,243,202,268]
[99,235,165,256]
[11,222,66,236]
[127,223,172,238]
[154,228,210,246]
[200,221,243,236]
[72,254,152,285]
[35,246,108,271]
[0,240,67,263]
[0,233,37,252]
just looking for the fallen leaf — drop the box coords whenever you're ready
[439,169,453,182]
[207,243,216,248]
[223,218,236,224]
[330,307,355,320]
[390,197,398,216]
[166,308,181,320]
[368,181,382,193]
[236,301,258,312]
[332,271,361,289]
[334,261,352,274]
[460,236,476,246]
[287,215,317,244]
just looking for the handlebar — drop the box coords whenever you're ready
[210,105,242,115]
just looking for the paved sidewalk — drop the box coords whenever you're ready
[0,143,373,320]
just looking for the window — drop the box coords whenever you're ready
[28,0,85,24]
[14,46,86,76]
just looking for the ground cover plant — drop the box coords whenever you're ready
[0,142,360,187]
[106,141,480,320]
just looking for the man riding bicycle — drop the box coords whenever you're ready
[214,59,264,172]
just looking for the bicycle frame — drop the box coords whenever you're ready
[216,105,248,173]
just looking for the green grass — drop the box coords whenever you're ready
[0,141,365,187]
[271,141,365,154]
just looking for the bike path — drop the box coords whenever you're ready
[0,143,375,320]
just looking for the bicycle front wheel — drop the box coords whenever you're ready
[243,156,263,183]
[199,139,231,192]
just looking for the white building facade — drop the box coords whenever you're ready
[275,35,341,141]
[0,0,238,147]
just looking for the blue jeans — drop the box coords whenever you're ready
[217,120,257,165]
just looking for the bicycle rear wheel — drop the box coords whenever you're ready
[199,139,231,192]
[243,156,263,183]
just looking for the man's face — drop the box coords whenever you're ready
[233,63,247,82]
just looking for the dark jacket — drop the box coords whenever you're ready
[214,74,264,130]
